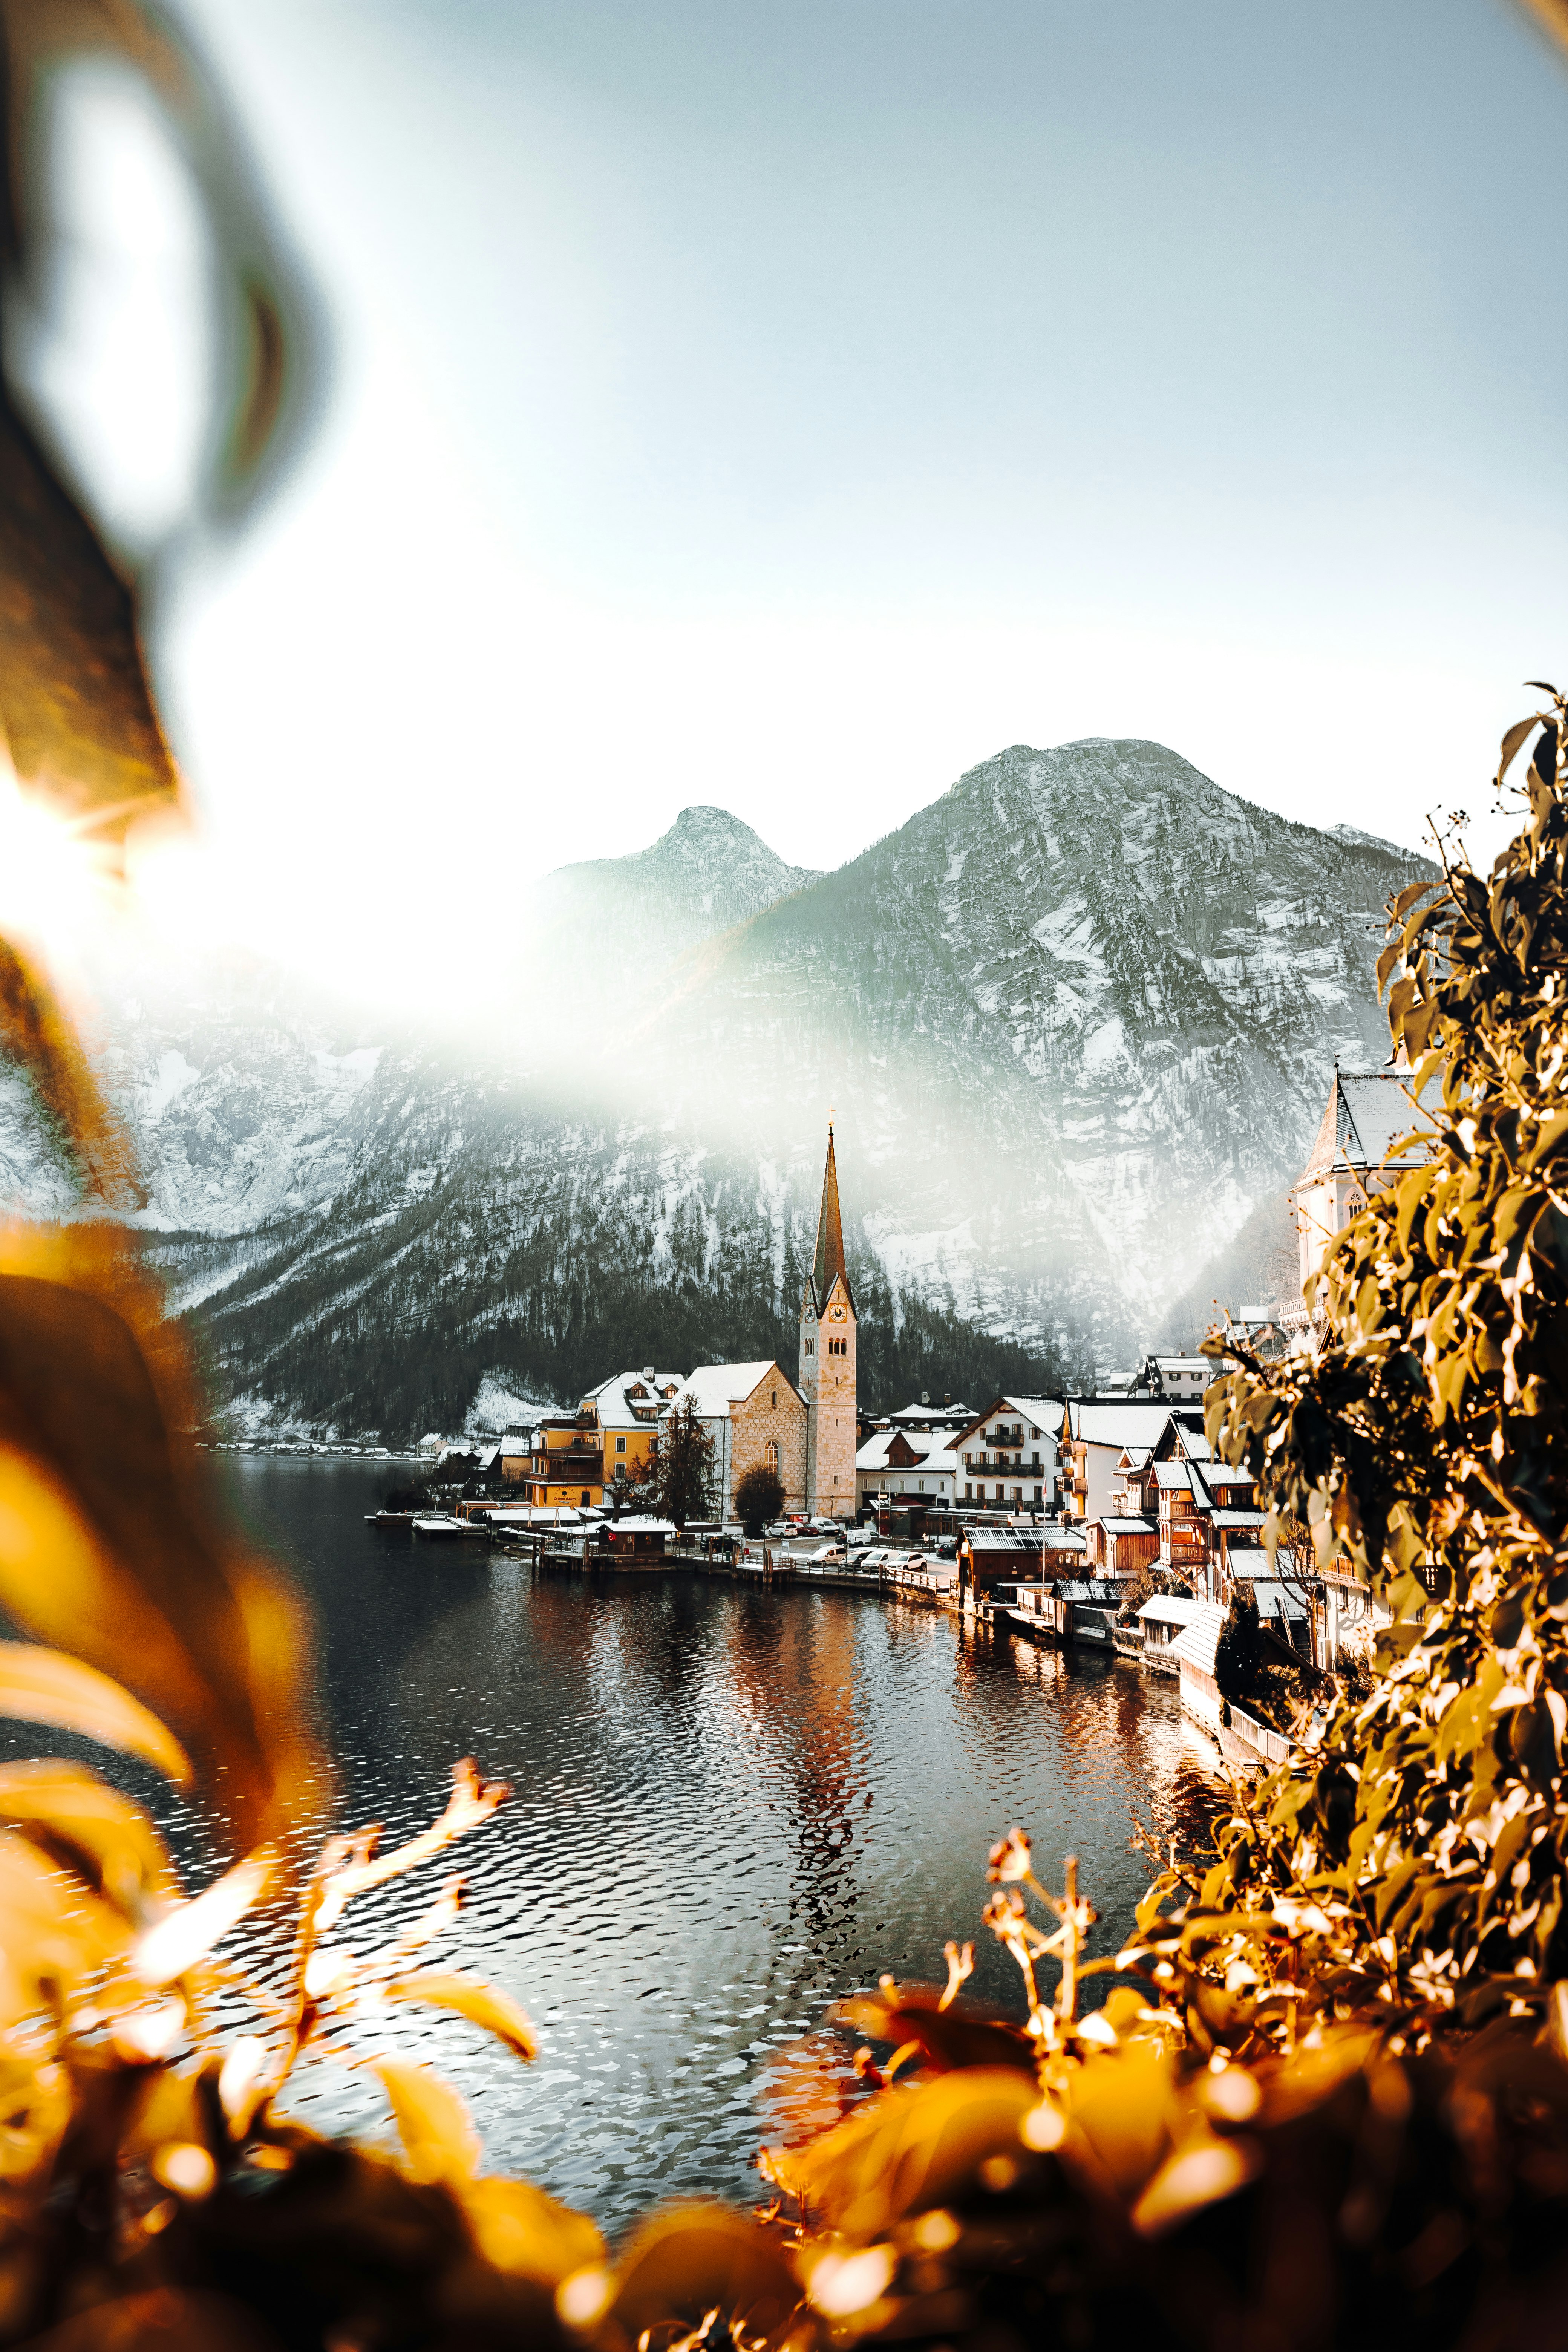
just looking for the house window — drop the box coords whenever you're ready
[765,1441,778,1472]
[1034,1485,1043,1501]
[616,1436,626,1452]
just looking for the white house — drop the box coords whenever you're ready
[1060,1400,1187,1525]
[952,1396,1063,1510]
[854,1427,959,1512]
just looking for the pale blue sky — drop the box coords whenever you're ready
[35,0,1568,1000]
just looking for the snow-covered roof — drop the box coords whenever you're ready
[1213,1508,1268,1529]
[1099,1516,1156,1534]
[1226,1544,1304,1576]
[1198,1463,1256,1488]
[1154,1462,1191,1491]
[603,1516,677,1535]
[1150,1357,1212,1375]
[583,1370,686,1429]
[889,1400,973,1426]
[1115,1446,1153,1470]
[1297,1069,1435,1185]
[1169,1602,1227,1677]
[671,1362,788,1419]
[1060,1580,1125,1604]
[1138,1594,1203,1627]
[1000,1397,1066,1436]
[1245,1575,1308,1624]
[855,1431,958,1473]
[1063,1402,1176,1449]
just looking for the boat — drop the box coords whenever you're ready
[366,1510,420,1527]
[411,1516,465,1538]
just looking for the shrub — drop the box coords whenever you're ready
[735,1463,786,1535]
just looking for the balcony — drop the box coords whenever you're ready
[542,1452,602,1479]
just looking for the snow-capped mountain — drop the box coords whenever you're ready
[12,741,1431,1436]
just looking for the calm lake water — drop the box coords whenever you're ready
[44,1459,1227,2234]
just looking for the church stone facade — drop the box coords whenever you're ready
[799,1126,858,1516]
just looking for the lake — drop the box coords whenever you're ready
[134,1461,1231,2233]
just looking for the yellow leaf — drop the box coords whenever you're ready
[0,1828,131,2033]
[606,2205,801,2342]
[0,1224,324,1853]
[0,1642,189,1784]
[374,2058,481,2186]
[1131,2129,1261,2235]
[0,1760,178,1915]
[462,2175,604,2287]
[133,1848,275,1986]
[761,2066,1040,2237]
[382,1969,537,2060]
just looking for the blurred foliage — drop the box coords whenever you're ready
[0,0,317,850]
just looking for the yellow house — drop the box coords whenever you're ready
[514,1417,604,1509]
[580,1369,685,1496]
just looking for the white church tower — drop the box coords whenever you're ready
[799,1124,857,1517]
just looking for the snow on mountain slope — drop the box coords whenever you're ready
[3,743,1432,1434]
[628,739,1426,1318]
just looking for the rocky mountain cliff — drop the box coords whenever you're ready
[8,740,1430,1437]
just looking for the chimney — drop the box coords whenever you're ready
[642,1367,655,1382]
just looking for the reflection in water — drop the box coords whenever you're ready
[47,1462,1230,2231]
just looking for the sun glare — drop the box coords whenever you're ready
[0,776,107,963]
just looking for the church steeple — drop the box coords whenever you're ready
[799,1120,857,1518]
[811,1123,853,1311]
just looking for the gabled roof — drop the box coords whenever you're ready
[672,1362,796,1419]
[583,1369,688,1430]
[1138,1594,1203,1626]
[1000,1397,1066,1436]
[1154,1462,1191,1491]
[1296,1069,1435,1187]
[1062,1401,1177,1449]
[855,1430,957,1474]
[1169,1602,1227,1677]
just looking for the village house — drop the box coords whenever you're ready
[579,1368,684,1493]
[511,1416,605,1510]
[1290,1065,1433,1296]
[854,1427,959,1512]
[952,1396,1063,1510]
[1060,1400,1185,1525]
[1136,1354,1223,1402]
[666,1361,807,1521]
[886,1396,974,1434]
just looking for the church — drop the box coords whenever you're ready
[799,1124,858,1516]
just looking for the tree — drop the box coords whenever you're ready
[734,1462,785,1536]
[635,1400,717,1529]
[1186,691,1568,2022]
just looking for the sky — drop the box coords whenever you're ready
[11,0,1568,1010]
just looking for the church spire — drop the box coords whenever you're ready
[811,1123,852,1309]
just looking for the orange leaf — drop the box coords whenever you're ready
[0,1641,190,1784]
[373,2058,481,2186]
[382,1969,537,2061]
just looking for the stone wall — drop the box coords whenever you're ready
[730,1373,807,1515]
